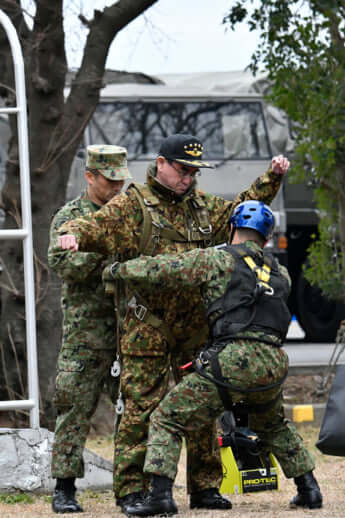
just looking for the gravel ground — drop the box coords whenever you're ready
[0,425,344,517]
[283,374,334,404]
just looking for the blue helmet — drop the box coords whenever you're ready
[229,201,275,240]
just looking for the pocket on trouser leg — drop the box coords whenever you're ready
[54,346,106,410]
[121,318,169,357]
[121,354,170,413]
[51,440,85,479]
[54,358,86,410]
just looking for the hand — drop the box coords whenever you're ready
[271,155,290,175]
[102,262,120,282]
[58,234,79,251]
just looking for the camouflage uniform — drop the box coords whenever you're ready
[49,145,132,482]
[111,241,315,482]
[58,161,284,498]
[48,191,118,479]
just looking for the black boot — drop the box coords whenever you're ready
[52,478,83,513]
[117,492,145,514]
[124,475,177,517]
[290,471,322,509]
[190,487,232,509]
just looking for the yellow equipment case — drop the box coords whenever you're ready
[218,410,279,495]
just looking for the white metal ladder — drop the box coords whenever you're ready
[0,9,39,428]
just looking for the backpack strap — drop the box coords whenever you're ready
[129,183,159,255]
[187,195,213,242]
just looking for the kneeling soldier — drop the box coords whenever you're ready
[103,200,323,516]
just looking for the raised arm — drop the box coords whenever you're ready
[233,154,289,207]
[209,155,290,244]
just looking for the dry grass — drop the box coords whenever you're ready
[0,425,344,517]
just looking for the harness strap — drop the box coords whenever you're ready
[187,197,213,242]
[210,352,233,410]
[128,292,209,354]
[128,294,177,348]
[232,389,283,414]
[222,334,283,347]
[130,183,214,254]
[129,185,156,255]
[194,345,287,412]
[154,225,208,243]
[243,254,272,292]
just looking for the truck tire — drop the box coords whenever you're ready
[296,271,345,343]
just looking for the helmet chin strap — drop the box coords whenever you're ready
[228,224,235,244]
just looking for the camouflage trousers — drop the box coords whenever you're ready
[51,345,119,479]
[114,318,223,499]
[144,340,315,482]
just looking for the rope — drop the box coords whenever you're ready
[316,320,345,394]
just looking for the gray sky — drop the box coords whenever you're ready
[62,0,260,75]
[104,0,259,75]
[21,0,260,74]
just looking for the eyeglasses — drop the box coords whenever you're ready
[168,161,201,179]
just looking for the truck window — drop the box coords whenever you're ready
[87,101,271,161]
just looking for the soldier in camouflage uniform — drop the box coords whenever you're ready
[49,145,132,514]
[105,200,322,517]
[57,134,288,513]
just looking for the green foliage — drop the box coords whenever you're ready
[224,0,345,300]
[0,492,34,504]
[303,220,344,300]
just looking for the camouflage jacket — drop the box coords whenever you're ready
[58,163,283,340]
[112,240,291,346]
[48,191,116,349]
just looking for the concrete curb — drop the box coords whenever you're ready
[284,403,326,427]
[0,427,113,493]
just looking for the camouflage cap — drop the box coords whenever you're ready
[86,145,132,180]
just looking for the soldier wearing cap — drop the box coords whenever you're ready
[48,145,132,514]
[57,134,289,514]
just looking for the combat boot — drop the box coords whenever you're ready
[190,487,232,509]
[117,491,145,514]
[124,475,177,517]
[52,477,83,513]
[290,471,322,509]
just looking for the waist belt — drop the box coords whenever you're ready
[194,342,287,411]
[212,334,283,348]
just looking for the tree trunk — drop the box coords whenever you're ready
[337,165,345,302]
[0,0,158,428]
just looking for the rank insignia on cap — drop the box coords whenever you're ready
[184,143,203,157]
[158,134,214,168]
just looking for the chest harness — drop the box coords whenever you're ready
[193,244,291,412]
[125,183,214,352]
[130,183,214,255]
